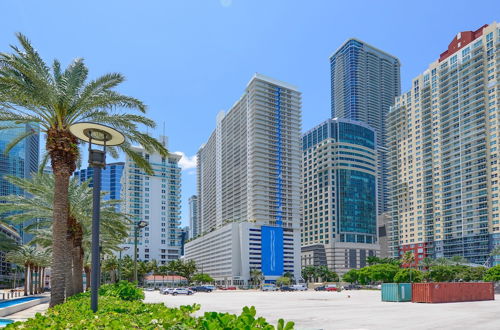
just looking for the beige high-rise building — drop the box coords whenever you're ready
[388,22,500,266]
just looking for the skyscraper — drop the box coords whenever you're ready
[188,195,199,239]
[330,39,401,214]
[301,118,379,274]
[388,22,500,266]
[0,123,39,243]
[185,73,302,285]
[74,162,124,203]
[120,139,182,264]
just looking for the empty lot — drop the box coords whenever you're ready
[144,289,500,330]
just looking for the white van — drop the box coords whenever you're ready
[291,284,307,291]
[261,284,279,291]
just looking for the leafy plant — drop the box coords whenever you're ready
[483,265,500,282]
[191,273,214,284]
[394,269,423,283]
[98,281,144,301]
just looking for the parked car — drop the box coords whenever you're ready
[343,284,361,290]
[314,285,326,291]
[325,286,338,292]
[261,284,279,291]
[145,287,155,291]
[190,286,213,292]
[171,288,194,296]
[219,286,237,290]
[161,288,175,295]
[291,284,308,291]
[204,285,217,291]
[280,286,295,292]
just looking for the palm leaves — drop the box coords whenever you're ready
[6,245,50,296]
[0,173,131,294]
[0,33,166,306]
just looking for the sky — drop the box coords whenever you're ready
[1,0,498,227]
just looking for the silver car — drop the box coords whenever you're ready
[171,288,194,296]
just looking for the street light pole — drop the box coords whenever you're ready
[134,221,148,283]
[69,122,124,313]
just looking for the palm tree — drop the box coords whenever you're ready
[0,173,130,294]
[450,255,467,265]
[0,34,167,306]
[420,257,434,271]
[401,251,416,282]
[5,245,47,296]
[250,269,264,286]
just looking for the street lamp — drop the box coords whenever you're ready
[134,220,148,283]
[118,246,130,281]
[69,122,124,313]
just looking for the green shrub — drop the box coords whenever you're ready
[98,281,144,301]
[484,265,500,282]
[393,269,423,283]
[6,291,294,329]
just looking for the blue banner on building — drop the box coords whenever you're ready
[261,226,284,276]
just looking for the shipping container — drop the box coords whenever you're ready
[381,283,412,302]
[412,282,495,303]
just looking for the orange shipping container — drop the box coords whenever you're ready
[412,282,495,303]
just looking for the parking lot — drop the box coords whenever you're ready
[144,289,500,330]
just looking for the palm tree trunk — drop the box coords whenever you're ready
[73,247,84,294]
[84,267,91,291]
[29,265,34,295]
[50,169,71,306]
[23,265,28,296]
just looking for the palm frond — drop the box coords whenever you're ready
[3,128,36,155]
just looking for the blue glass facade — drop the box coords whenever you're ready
[74,162,124,202]
[302,119,377,246]
[0,123,39,243]
[330,39,400,215]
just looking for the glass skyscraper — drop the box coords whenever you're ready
[0,123,39,243]
[301,118,379,274]
[74,162,124,202]
[330,39,401,214]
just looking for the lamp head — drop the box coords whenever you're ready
[69,122,125,146]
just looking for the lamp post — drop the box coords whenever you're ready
[69,122,124,313]
[134,220,148,283]
[118,246,130,281]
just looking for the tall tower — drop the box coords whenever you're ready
[188,195,199,238]
[388,22,500,266]
[0,123,39,243]
[301,119,379,274]
[120,141,182,265]
[330,39,401,214]
[186,73,302,284]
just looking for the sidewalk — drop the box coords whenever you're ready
[6,302,49,323]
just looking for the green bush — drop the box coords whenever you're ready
[393,269,423,283]
[98,281,145,301]
[6,290,294,329]
[484,265,500,282]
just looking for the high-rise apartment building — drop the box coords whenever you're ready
[185,73,302,285]
[0,223,21,284]
[120,139,182,264]
[74,162,124,203]
[330,39,401,214]
[0,123,39,243]
[301,118,379,274]
[188,195,199,238]
[388,22,500,266]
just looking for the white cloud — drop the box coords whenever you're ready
[174,152,197,171]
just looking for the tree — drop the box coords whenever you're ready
[168,259,197,283]
[434,258,451,266]
[483,265,500,282]
[6,246,50,296]
[276,276,291,287]
[401,251,415,268]
[358,264,400,284]
[301,266,318,283]
[429,265,456,282]
[420,257,435,271]
[192,273,214,284]
[0,33,167,306]
[342,269,359,284]
[316,266,338,282]
[0,173,130,294]
[454,266,487,282]
[394,269,423,283]
[449,255,467,265]
[250,269,264,286]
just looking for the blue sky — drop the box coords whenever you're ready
[1,0,498,226]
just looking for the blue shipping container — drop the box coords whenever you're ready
[381,283,412,302]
